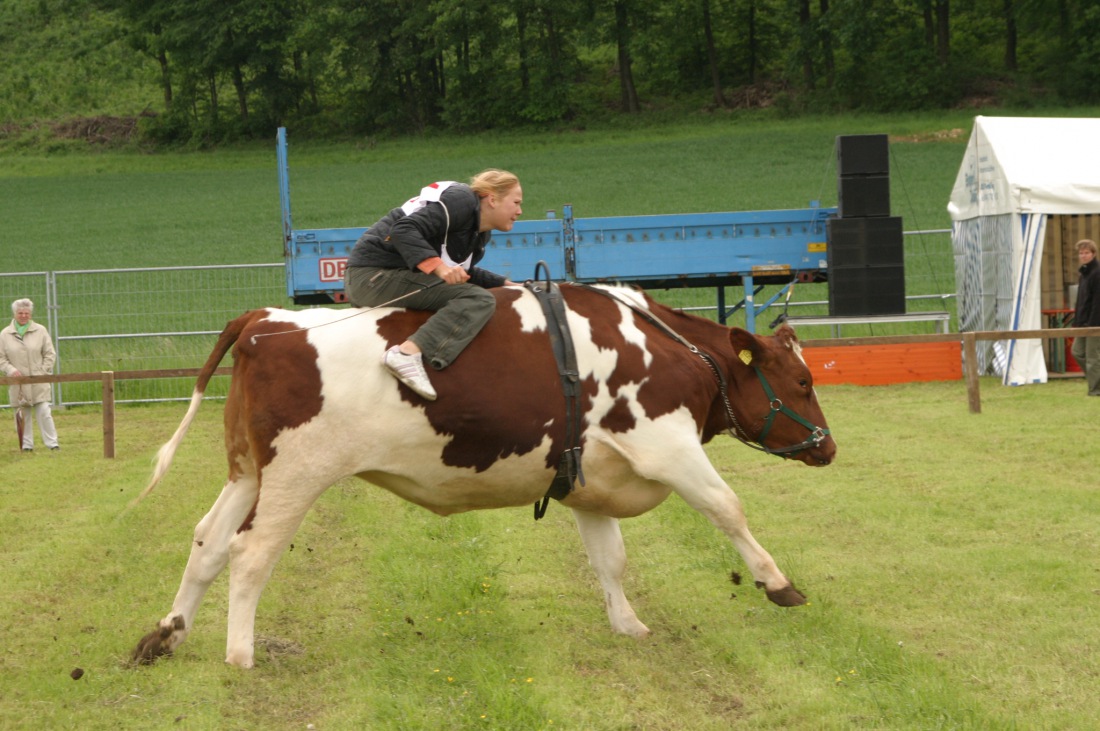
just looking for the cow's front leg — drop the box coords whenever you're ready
[571,509,651,637]
[676,474,805,607]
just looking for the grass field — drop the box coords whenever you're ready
[3,109,1020,367]
[5,112,976,275]
[2,112,1098,728]
[1,109,1006,403]
[1,377,1097,730]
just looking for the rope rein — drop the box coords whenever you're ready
[251,196,458,346]
[247,281,442,345]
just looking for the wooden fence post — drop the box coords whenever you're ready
[962,333,981,414]
[101,371,115,458]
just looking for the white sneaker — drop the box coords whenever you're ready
[382,346,437,401]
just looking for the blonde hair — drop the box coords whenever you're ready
[11,298,33,315]
[1077,239,1098,256]
[469,169,520,198]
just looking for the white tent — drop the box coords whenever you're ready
[948,115,1100,385]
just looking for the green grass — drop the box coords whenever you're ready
[2,112,1097,728]
[3,109,1020,351]
[1,377,1097,729]
[4,112,976,269]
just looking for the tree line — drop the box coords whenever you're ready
[27,0,1100,141]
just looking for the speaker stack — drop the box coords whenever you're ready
[827,134,906,316]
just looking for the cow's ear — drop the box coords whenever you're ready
[728,328,764,367]
[773,324,800,350]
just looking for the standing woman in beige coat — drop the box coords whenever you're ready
[0,298,60,452]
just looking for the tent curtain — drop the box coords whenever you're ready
[1001,213,1048,385]
[953,215,1012,375]
[952,213,1049,384]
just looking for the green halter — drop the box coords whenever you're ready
[750,366,831,457]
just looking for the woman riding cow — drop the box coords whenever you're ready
[343,171,524,401]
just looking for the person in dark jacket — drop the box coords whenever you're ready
[343,170,523,400]
[1071,238,1100,396]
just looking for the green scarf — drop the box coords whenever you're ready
[13,320,30,338]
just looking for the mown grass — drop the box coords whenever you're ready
[0,109,1001,404]
[3,109,1021,357]
[5,112,977,270]
[1,376,1097,730]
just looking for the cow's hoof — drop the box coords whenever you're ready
[131,615,185,665]
[757,581,807,607]
[224,652,256,669]
[609,614,651,639]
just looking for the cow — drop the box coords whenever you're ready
[131,283,835,668]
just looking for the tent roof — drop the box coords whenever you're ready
[948,115,1100,220]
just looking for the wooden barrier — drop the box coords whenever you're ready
[803,341,962,385]
[3,326,1100,455]
[801,325,1100,414]
[1,367,232,458]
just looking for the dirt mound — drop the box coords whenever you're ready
[726,83,783,109]
[50,112,156,145]
[889,128,966,143]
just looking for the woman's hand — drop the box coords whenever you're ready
[431,263,471,284]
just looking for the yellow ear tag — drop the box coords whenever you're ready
[738,349,753,365]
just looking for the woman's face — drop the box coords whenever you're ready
[14,308,31,326]
[482,184,523,232]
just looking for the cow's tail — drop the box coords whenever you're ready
[133,311,263,504]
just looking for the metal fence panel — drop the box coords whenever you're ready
[2,264,287,406]
[4,239,956,407]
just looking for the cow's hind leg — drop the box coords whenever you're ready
[571,509,651,638]
[132,475,259,664]
[222,472,329,668]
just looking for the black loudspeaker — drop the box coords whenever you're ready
[827,217,904,267]
[837,134,891,218]
[839,175,891,217]
[827,268,906,316]
[837,134,889,177]
[827,216,906,316]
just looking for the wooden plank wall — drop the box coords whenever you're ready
[1042,214,1100,310]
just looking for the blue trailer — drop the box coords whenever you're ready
[278,128,837,332]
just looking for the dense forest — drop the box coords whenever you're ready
[1,0,1096,144]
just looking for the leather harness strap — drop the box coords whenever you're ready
[525,265,586,520]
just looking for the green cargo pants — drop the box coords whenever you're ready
[344,265,496,370]
[1071,334,1100,396]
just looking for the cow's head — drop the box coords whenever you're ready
[723,324,835,466]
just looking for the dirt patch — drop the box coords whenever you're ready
[689,82,787,111]
[725,83,781,109]
[889,128,966,143]
[256,634,306,658]
[50,113,155,145]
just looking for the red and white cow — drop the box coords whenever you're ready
[132,283,835,668]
